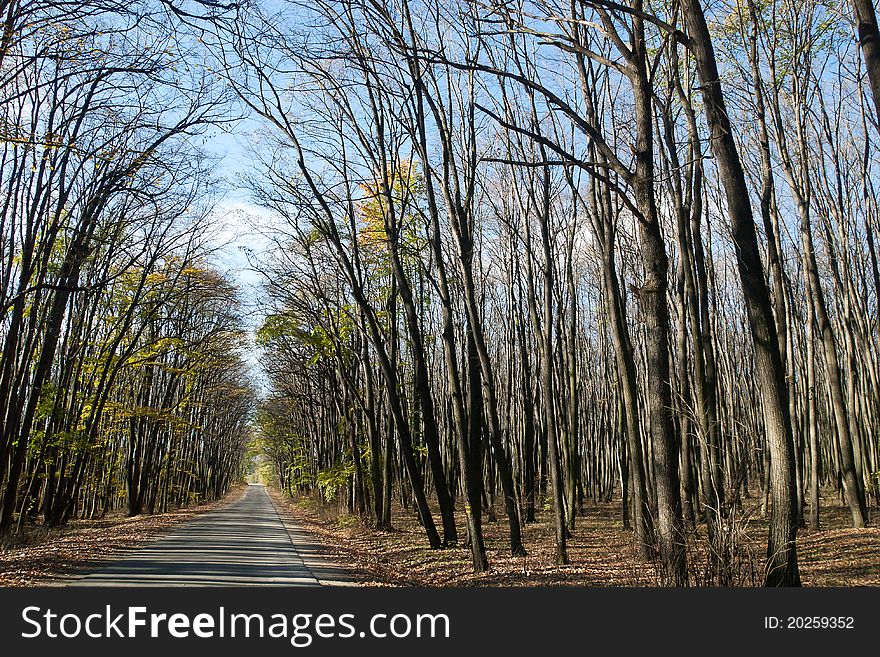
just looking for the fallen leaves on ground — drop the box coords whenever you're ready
[274,491,880,587]
[0,487,246,587]
[799,526,880,586]
[4,486,875,588]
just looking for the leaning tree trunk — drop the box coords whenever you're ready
[680,0,801,586]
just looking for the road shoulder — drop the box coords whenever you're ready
[266,488,361,587]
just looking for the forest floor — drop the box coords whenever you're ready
[272,489,880,587]
[0,486,247,586]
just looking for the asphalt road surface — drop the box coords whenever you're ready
[74,484,349,587]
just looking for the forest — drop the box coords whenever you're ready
[1,0,880,588]
[243,0,880,587]
[0,1,253,534]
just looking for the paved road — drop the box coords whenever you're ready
[74,484,347,587]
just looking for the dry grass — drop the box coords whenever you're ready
[274,490,880,587]
[0,486,246,587]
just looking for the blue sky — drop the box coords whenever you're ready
[201,118,275,390]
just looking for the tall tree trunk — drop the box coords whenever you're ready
[853,0,880,125]
[631,8,687,584]
[680,0,801,586]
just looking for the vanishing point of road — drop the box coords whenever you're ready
[73,484,351,587]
